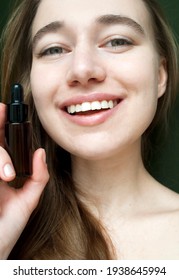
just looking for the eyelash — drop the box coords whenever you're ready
[37,37,133,58]
[38,46,69,57]
[103,38,133,49]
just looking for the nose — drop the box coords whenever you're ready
[66,47,106,87]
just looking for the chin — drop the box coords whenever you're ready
[70,145,119,161]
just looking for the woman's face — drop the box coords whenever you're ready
[30,0,167,160]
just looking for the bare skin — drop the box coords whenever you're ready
[0,100,178,259]
[73,153,179,259]
[30,0,179,259]
[0,0,178,260]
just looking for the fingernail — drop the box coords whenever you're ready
[4,163,15,177]
[42,149,47,164]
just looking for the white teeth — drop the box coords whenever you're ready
[81,102,91,112]
[76,104,82,113]
[67,100,118,114]
[101,100,109,109]
[109,100,114,109]
[69,105,76,114]
[91,101,101,111]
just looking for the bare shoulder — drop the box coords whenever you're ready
[150,181,179,247]
[147,176,179,212]
[157,182,179,212]
[127,181,179,259]
[144,178,179,241]
[157,187,179,259]
[110,182,179,259]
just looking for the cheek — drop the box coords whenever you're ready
[30,65,64,131]
[108,48,158,87]
[30,63,67,145]
[110,53,160,117]
[30,61,62,103]
[30,66,52,126]
[111,52,159,128]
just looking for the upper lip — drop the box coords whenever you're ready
[59,93,126,110]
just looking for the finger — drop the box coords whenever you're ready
[0,146,16,181]
[18,148,49,210]
[0,103,6,147]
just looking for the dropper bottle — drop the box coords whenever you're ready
[5,84,32,177]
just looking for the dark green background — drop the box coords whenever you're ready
[0,0,179,193]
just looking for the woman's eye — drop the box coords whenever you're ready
[105,38,133,48]
[39,46,68,57]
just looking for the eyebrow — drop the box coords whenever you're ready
[97,14,145,35]
[32,14,145,49]
[32,21,64,49]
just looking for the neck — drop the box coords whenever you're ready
[71,141,151,217]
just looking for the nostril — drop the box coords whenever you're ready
[66,59,106,87]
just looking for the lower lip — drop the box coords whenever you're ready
[61,102,122,126]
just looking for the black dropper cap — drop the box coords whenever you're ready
[7,84,28,123]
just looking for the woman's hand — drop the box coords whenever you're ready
[0,103,49,259]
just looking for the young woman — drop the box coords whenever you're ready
[0,0,179,259]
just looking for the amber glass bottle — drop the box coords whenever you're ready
[5,84,32,177]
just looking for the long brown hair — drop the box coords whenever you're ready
[0,0,178,259]
[141,0,179,163]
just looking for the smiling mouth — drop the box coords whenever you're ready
[66,99,120,115]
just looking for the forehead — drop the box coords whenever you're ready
[32,0,153,36]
